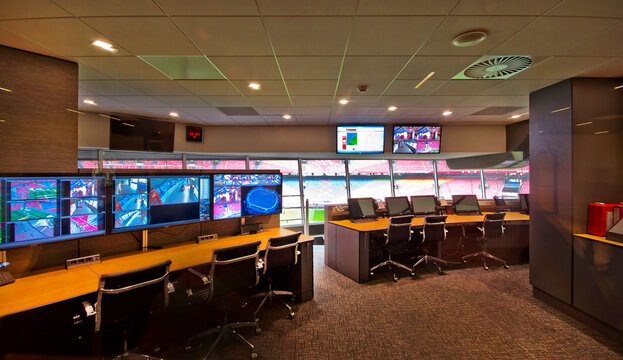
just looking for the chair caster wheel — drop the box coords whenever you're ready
[369,272,374,276]
[255,327,262,335]
[392,274,398,282]
[484,266,489,270]
[185,345,192,352]
[410,271,415,277]
[288,312,295,320]
[462,259,467,263]
[251,352,259,359]
[503,265,509,269]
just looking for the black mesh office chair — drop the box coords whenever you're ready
[185,241,261,360]
[81,260,173,359]
[462,213,509,270]
[369,215,414,282]
[413,215,449,275]
[249,232,300,326]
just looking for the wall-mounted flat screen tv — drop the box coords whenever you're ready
[212,174,282,220]
[392,125,441,154]
[109,114,175,152]
[337,125,385,154]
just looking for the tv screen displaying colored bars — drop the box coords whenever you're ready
[392,125,441,154]
[213,174,282,220]
[337,125,385,154]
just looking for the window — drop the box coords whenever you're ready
[77,149,98,169]
[102,151,182,169]
[186,159,246,170]
[348,160,391,201]
[436,160,482,199]
[250,160,302,226]
[302,160,347,223]
[392,160,436,197]
[483,164,530,199]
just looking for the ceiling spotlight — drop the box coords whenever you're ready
[283,114,292,120]
[442,110,453,116]
[452,30,487,47]
[91,40,117,53]
[83,99,97,105]
[338,99,349,105]
[388,106,397,111]
[248,82,261,90]
[169,112,179,117]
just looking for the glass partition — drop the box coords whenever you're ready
[186,159,246,170]
[392,160,436,197]
[302,160,347,223]
[436,160,482,199]
[102,151,182,169]
[348,160,392,201]
[250,159,302,226]
[483,165,530,199]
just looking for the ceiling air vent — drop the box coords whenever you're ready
[453,55,532,80]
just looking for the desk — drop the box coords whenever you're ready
[0,228,313,318]
[325,212,529,282]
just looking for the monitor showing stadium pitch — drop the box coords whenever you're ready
[392,125,441,154]
[337,125,385,154]
[212,174,282,220]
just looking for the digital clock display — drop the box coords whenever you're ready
[186,126,203,142]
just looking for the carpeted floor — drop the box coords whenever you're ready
[161,246,623,360]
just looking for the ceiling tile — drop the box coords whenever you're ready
[209,57,281,80]
[79,80,144,95]
[79,64,112,80]
[493,96,529,107]
[398,56,480,80]
[337,56,411,96]
[451,0,560,15]
[376,95,469,107]
[262,115,299,126]
[577,58,623,78]
[78,95,130,109]
[122,80,194,96]
[76,57,169,80]
[0,0,71,19]
[231,80,287,96]
[292,107,332,116]
[0,18,130,56]
[348,16,444,56]
[138,56,225,80]
[257,0,357,15]
[334,96,379,106]
[263,17,352,56]
[290,96,333,107]
[492,17,620,56]
[199,95,250,107]
[285,80,337,96]
[431,79,501,95]
[229,115,269,125]
[81,17,200,55]
[176,80,240,96]
[245,96,292,107]
[511,56,614,80]
[453,95,513,107]
[178,106,235,124]
[564,22,623,57]
[278,56,342,79]
[357,0,458,15]
[155,95,210,107]
[0,26,66,58]
[253,107,294,115]
[53,0,164,16]
[385,79,446,96]
[109,95,169,107]
[173,17,273,56]
[134,107,191,120]
[331,106,370,117]
[78,88,98,96]
[296,116,329,124]
[479,79,556,96]
[418,16,536,56]
[154,0,259,16]
[546,0,623,18]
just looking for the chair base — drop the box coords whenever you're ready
[370,257,414,282]
[250,288,296,324]
[462,251,509,270]
[186,320,259,360]
[412,255,447,275]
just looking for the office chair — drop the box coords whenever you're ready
[185,241,262,360]
[462,213,509,270]
[81,260,173,360]
[369,215,414,282]
[248,232,301,326]
[413,216,449,275]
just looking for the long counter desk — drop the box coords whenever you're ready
[325,212,529,283]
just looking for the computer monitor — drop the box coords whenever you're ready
[347,198,377,220]
[385,197,412,216]
[452,195,481,214]
[519,194,529,214]
[410,195,437,215]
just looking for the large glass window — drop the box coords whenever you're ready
[483,164,530,199]
[436,160,482,199]
[186,159,246,170]
[392,160,436,196]
[102,151,182,169]
[250,160,302,226]
[78,149,98,169]
[348,160,391,201]
[302,160,347,223]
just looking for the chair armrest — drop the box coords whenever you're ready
[187,268,210,285]
[477,227,484,233]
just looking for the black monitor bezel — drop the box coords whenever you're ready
[336,124,386,154]
[392,124,442,154]
[410,195,438,215]
[347,197,377,219]
[452,194,481,214]
[385,196,413,217]
[211,173,283,221]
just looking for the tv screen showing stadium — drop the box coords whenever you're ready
[337,125,385,154]
[213,174,282,220]
[392,125,441,154]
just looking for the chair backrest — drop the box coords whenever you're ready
[386,215,413,245]
[209,241,261,299]
[96,260,172,333]
[482,213,505,239]
[264,232,301,274]
[422,215,448,244]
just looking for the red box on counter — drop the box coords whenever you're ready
[588,203,620,237]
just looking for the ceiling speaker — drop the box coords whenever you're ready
[453,55,532,80]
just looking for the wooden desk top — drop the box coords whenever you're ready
[329,212,530,232]
[0,228,312,318]
[574,233,623,248]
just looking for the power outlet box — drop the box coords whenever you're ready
[66,254,101,270]
[197,234,218,244]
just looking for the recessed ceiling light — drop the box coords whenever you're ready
[91,40,117,53]
[338,99,349,105]
[0,87,12,92]
[442,110,453,116]
[415,72,435,89]
[83,99,97,105]
[169,112,179,117]
[388,106,397,111]
[248,82,261,90]
[283,114,292,120]
[452,30,487,47]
